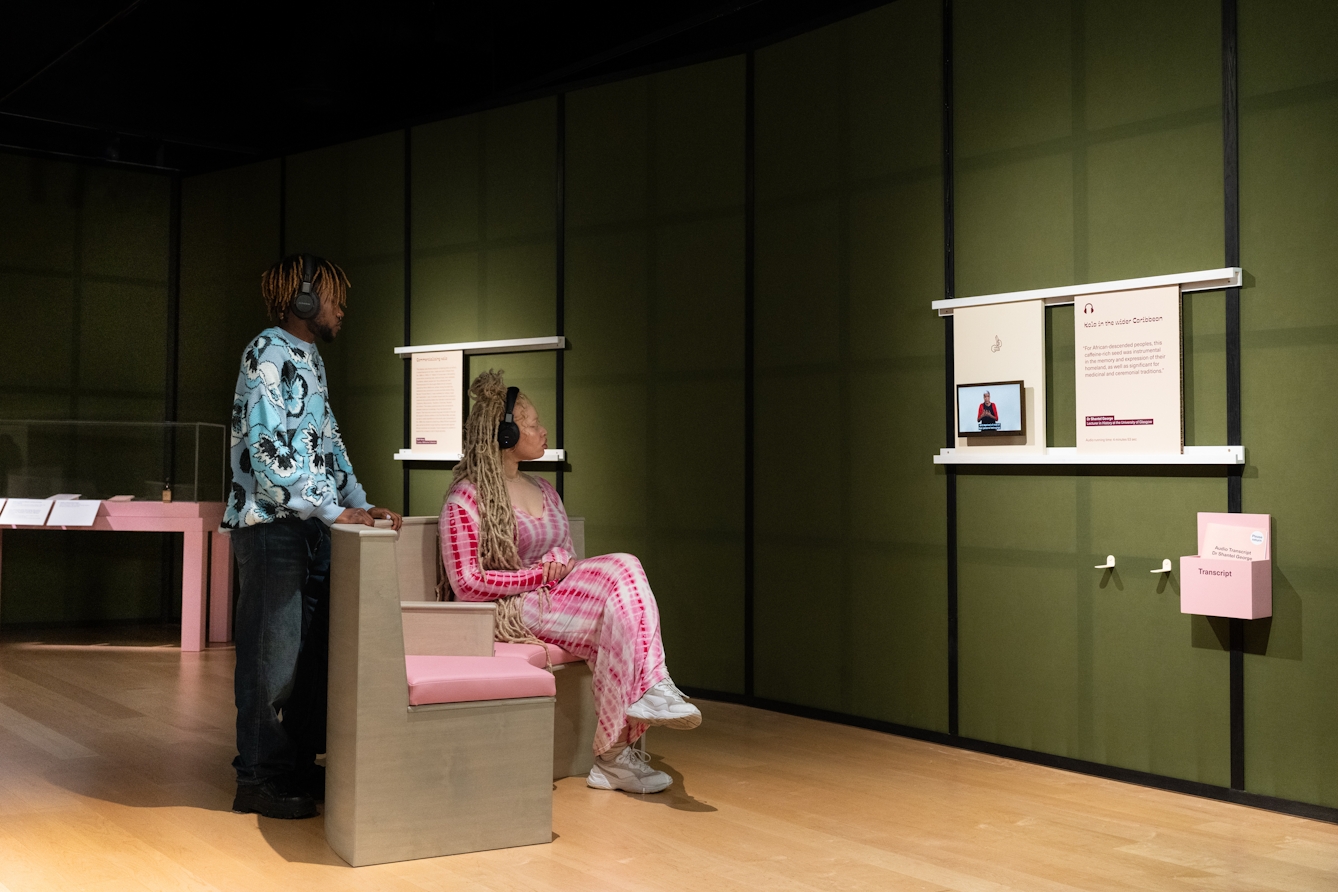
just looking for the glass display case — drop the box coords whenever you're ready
[0,420,227,503]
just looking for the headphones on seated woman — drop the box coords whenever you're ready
[497,386,521,449]
[290,254,322,320]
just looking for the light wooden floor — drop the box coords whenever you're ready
[2,628,1336,891]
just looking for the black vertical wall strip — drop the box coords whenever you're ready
[942,0,959,737]
[941,0,955,307]
[1222,0,1245,792]
[743,51,757,699]
[164,174,182,451]
[555,95,566,500]
[946,324,958,736]
[163,173,183,620]
[403,128,413,515]
[1223,0,1242,460]
[278,156,287,259]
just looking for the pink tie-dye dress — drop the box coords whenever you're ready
[439,476,669,754]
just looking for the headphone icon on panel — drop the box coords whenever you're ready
[1083,302,1095,314]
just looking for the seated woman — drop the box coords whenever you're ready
[439,370,700,794]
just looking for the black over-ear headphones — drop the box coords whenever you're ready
[290,254,321,320]
[497,387,521,449]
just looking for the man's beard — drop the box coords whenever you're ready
[312,320,337,343]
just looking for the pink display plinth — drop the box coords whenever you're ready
[0,501,232,651]
[1179,512,1271,620]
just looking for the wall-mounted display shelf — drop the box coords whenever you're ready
[394,336,566,356]
[931,267,1242,316]
[933,269,1246,468]
[394,336,567,464]
[394,448,566,464]
[933,446,1244,466]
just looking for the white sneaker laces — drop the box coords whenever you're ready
[649,680,688,705]
[611,745,659,776]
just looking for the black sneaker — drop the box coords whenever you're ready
[232,778,318,819]
[292,764,325,803]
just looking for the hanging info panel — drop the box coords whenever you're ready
[410,350,464,456]
[1074,285,1182,454]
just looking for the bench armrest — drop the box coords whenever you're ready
[401,601,496,657]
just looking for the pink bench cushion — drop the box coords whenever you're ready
[493,642,585,668]
[405,655,556,706]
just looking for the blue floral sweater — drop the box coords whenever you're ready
[223,327,371,528]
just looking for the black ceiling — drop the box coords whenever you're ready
[0,0,889,176]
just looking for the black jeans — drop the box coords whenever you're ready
[230,517,331,786]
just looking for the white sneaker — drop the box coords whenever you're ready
[586,746,673,793]
[625,680,702,730]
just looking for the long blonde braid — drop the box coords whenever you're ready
[449,370,549,651]
[455,370,521,572]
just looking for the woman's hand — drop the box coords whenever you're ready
[542,561,572,585]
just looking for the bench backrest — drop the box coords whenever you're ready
[395,517,440,602]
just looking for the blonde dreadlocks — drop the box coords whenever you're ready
[260,254,350,323]
[448,369,550,652]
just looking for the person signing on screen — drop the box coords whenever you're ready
[978,391,999,426]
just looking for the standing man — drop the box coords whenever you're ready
[224,254,401,819]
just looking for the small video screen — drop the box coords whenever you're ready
[957,381,1026,438]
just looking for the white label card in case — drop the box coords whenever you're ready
[47,500,101,527]
[0,498,55,526]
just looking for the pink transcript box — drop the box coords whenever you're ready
[1179,512,1272,619]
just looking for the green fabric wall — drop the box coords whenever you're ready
[564,59,747,694]
[753,0,948,728]
[284,133,407,514]
[953,0,1231,785]
[408,98,559,516]
[180,138,406,520]
[1239,0,1338,807]
[178,160,278,430]
[0,154,177,624]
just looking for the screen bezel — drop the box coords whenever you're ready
[957,380,1027,439]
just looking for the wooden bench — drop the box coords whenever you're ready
[394,515,598,781]
[325,522,555,866]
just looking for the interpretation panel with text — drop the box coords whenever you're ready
[410,350,464,455]
[1074,285,1182,454]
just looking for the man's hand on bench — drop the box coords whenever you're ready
[336,507,404,531]
[369,506,404,530]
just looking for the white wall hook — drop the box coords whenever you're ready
[1095,555,1115,570]
[1151,558,1172,574]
